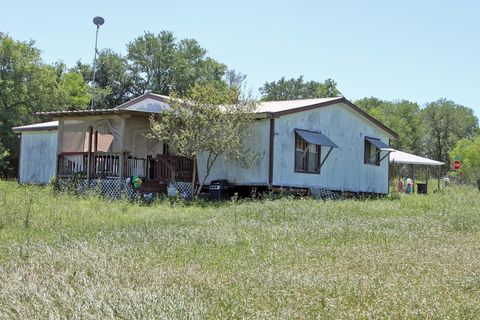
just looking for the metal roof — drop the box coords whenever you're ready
[256,97,397,139]
[32,93,397,139]
[36,109,134,117]
[12,121,59,133]
[389,150,444,166]
[256,97,343,113]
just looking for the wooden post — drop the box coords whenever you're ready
[86,126,93,186]
[94,131,98,152]
[118,152,125,197]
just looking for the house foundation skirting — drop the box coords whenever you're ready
[170,181,194,198]
[56,177,135,199]
[56,177,194,199]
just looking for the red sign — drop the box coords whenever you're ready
[453,160,461,170]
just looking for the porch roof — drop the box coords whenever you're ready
[36,109,139,117]
[12,120,59,133]
[389,149,444,166]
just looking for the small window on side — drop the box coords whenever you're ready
[295,133,320,173]
[364,139,380,166]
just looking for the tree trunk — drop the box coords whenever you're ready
[195,152,219,197]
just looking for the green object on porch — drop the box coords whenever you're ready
[132,176,142,190]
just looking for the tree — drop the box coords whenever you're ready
[421,99,478,169]
[0,141,8,176]
[56,70,91,110]
[259,76,341,101]
[355,98,422,153]
[0,33,91,175]
[127,31,227,97]
[225,69,247,90]
[450,135,480,182]
[149,82,258,196]
[74,50,133,109]
[0,33,55,175]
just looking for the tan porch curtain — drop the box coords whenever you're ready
[59,119,124,153]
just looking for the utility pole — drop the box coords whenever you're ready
[91,16,105,110]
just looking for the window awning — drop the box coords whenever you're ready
[295,129,338,148]
[365,137,394,152]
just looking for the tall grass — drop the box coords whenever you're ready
[0,180,479,319]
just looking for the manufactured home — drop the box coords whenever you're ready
[14,93,397,196]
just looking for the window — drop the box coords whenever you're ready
[295,133,320,173]
[364,139,380,166]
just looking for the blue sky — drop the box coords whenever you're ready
[2,0,480,115]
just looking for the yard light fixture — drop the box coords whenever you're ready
[91,16,105,110]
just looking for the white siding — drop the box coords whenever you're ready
[272,103,390,193]
[19,131,58,184]
[200,102,391,193]
[197,119,270,186]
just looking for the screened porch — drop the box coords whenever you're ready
[55,116,194,185]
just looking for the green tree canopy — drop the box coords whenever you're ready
[259,76,341,101]
[0,33,91,175]
[356,97,478,174]
[450,135,480,182]
[127,31,227,97]
[355,98,422,153]
[0,33,90,174]
[73,49,132,109]
[420,99,478,167]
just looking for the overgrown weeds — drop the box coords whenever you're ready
[0,180,479,318]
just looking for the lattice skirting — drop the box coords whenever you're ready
[170,181,194,198]
[57,177,135,199]
[309,187,342,200]
[56,178,193,199]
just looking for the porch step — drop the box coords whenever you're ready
[140,181,167,195]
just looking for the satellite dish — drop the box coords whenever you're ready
[93,16,105,27]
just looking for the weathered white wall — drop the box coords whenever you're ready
[272,103,390,193]
[197,119,270,185]
[200,102,391,193]
[19,131,58,184]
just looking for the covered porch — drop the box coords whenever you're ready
[53,111,194,196]
[389,149,444,193]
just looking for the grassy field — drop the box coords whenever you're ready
[0,181,479,319]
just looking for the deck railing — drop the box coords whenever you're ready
[92,152,122,177]
[57,152,191,182]
[57,152,88,176]
[58,152,122,178]
[155,155,193,182]
[125,157,146,177]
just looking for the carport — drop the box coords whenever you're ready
[389,149,444,193]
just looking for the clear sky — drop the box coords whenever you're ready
[2,0,479,115]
